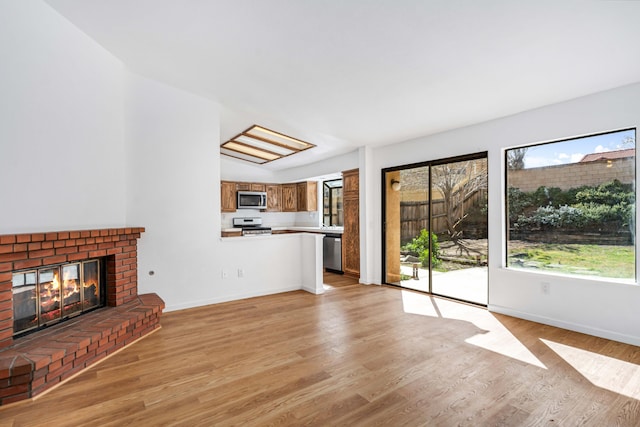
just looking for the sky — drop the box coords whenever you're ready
[519,129,636,169]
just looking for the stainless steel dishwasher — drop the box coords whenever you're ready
[323,233,343,273]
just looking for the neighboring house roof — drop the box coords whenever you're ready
[580,148,635,162]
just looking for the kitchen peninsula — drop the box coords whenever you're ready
[219,232,324,296]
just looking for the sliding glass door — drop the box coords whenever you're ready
[383,153,488,305]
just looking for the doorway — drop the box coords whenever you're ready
[383,153,488,305]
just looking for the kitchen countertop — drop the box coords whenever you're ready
[221,226,343,238]
[271,226,343,234]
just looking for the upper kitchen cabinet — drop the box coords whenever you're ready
[221,180,316,213]
[221,181,237,212]
[343,168,359,196]
[282,184,298,212]
[266,184,282,212]
[297,181,318,212]
[342,169,359,277]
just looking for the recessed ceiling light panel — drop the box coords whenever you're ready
[221,125,315,164]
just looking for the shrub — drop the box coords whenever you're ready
[511,180,635,231]
[514,205,585,229]
[575,180,635,206]
[403,229,441,267]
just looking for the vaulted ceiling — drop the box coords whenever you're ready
[46,0,640,170]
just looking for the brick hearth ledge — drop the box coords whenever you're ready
[0,228,165,405]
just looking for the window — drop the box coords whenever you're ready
[506,129,636,282]
[323,179,343,226]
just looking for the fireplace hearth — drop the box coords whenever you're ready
[0,227,165,406]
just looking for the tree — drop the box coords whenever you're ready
[431,159,488,255]
[507,148,528,170]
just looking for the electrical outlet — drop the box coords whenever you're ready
[541,281,550,295]
[238,268,244,278]
[222,270,229,279]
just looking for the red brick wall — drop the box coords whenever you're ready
[0,227,145,350]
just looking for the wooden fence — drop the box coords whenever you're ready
[400,189,487,244]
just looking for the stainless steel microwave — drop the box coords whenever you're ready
[237,191,267,209]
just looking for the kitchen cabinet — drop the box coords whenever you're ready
[221,181,237,212]
[282,184,298,212]
[296,181,318,212]
[221,180,316,213]
[266,184,282,212]
[341,169,359,277]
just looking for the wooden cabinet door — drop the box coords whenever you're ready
[266,184,282,212]
[342,196,360,276]
[305,181,318,211]
[236,182,250,191]
[342,169,359,277]
[295,182,318,212]
[221,181,237,212]
[343,169,359,196]
[296,183,308,211]
[282,184,297,212]
[250,183,266,192]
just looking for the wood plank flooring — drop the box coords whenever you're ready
[1,272,639,426]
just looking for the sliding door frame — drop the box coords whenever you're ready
[381,151,488,305]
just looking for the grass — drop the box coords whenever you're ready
[508,243,635,279]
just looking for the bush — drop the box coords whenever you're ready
[511,180,635,231]
[514,205,585,229]
[402,229,441,267]
[575,180,634,206]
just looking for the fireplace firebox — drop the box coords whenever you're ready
[12,258,105,336]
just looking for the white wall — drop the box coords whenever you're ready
[124,72,222,310]
[220,156,280,183]
[124,73,325,311]
[369,82,640,345]
[275,150,359,183]
[0,1,126,233]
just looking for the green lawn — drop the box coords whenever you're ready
[508,243,635,279]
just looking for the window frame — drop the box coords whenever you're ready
[504,128,636,282]
[323,178,343,226]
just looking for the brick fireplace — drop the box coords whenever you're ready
[0,227,164,405]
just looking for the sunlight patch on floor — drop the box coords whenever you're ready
[401,290,546,369]
[541,338,640,400]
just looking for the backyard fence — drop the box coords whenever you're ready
[400,189,487,244]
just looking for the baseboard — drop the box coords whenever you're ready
[489,304,640,347]
[164,285,303,312]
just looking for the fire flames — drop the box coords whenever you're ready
[40,270,60,314]
[63,268,79,297]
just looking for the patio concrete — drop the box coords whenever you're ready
[399,264,488,305]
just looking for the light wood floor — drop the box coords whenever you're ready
[2,272,639,426]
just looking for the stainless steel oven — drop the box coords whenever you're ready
[233,217,272,236]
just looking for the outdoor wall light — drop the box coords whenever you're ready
[391,179,401,191]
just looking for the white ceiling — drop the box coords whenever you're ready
[46,0,640,170]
